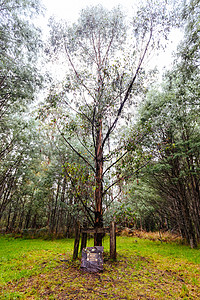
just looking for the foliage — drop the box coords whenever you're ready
[120,0,200,248]
[0,0,46,234]
[0,0,43,117]
[1,0,199,250]
[41,2,180,240]
[0,0,43,171]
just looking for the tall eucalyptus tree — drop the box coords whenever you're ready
[0,0,43,162]
[46,2,178,245]
[125,0,200,248]
[0,0,43,229]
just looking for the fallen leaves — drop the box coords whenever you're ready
[0,236,199,299]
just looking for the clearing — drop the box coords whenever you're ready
[0,235,199,299]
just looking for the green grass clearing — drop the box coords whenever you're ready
[0,235,199,299]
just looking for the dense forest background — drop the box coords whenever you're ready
[0,0,199,248]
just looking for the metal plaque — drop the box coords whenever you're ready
[81,246,104,273]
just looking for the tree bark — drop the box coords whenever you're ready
[110,221,116,260]
[94,119,104,246]
[73,222,80,260]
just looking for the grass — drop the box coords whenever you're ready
[0,234,199,299]
[0,236,74,285]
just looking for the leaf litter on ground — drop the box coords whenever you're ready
[0,235,199,299]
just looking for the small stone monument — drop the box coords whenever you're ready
[81,246,104,273]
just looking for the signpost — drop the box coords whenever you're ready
[73,221,117,270]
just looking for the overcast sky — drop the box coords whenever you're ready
[36,0,183,77]
[40,0,136,22]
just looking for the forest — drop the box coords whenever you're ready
[0,0,199,250]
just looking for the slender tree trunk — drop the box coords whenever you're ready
[50,181,60,233]
[10,209,18,231]
[6,203,12,232]
[94,119,103,246]
[31,214,37,229]
[18,199,25,230]
[24,208,31,229]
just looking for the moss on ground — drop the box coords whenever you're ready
[0,235,199,299]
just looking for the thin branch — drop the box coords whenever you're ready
[62,98,94,127]
[103,189,122,213]
[0,141,14,160]
[81,92,95,116]
[103,159,151,196]
[64,41,96,101]
[78,40,97,65]
[0,76,6,87]
[52,143,95,225]
[76,131,95,159]
[102,26,116,66]
[92,106,96,149]
[61,162,95,226]
[102,25,153,149]
[91,31,98,65]
[97,30,101,66]
[103,150,128,177]
[103,131,148,176]
[57,126,95,173]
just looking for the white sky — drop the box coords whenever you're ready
[36,0,183,79]
[40,0,136,22]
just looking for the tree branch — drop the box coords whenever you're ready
[103,131,148,176]
[103,150,128,177]
[92,106,96,150]
[103,189,122,213]
[103,159,151,196]
[62,98,94,127]
[102,25,153,149]
[57,126,95,173]
[64,41,96,101]
[76,131,95,159]
[62,162,95,226]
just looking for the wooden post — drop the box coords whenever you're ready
[80,221,87,252]
[73,222,80,260]
[80,232,87,252]
[110,221,116,260]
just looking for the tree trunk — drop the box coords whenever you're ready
[94,119,103,246]
[110,221,116,260]
[10,209,18,231]
[24,208,32,229]
[50,181,60,233]
[73,222,80,260]
[6,203,12,232]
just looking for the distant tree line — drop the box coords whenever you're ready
[117,0,200,248]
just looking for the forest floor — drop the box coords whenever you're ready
[0,234,199,299]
